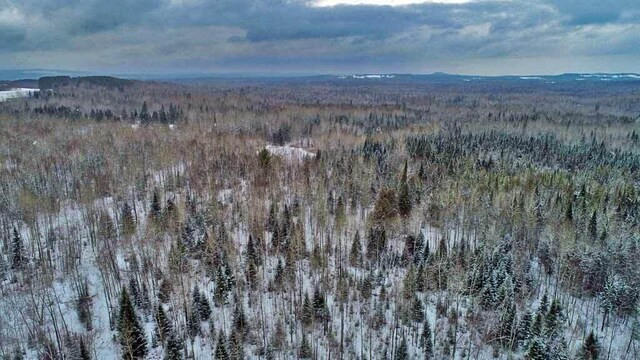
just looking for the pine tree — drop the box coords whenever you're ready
[301,293,314,326]
[187,308,200,338]
[361,273,373,300]
[313,287,328,321]
[117,288,147,359]
[298,333,312,359]
[78,338,91,360]
[164,332,183,360]
[402,265,416,300]
[366,226,387,261]
[246,259,258,290]
[525,337,546,360]
[499,301,516,347]
[11,227,25,270]
[121,202,136,237]
[233,302,247,337]
[266,202,278,233]
[150,189,162,224]
[140,101,150,123]
[395,336,408,360]
[398,160,412,218]
[0,254,6,280]
[246,234,261,264]
[228,330,244,360]
[545,298,562,337]
[214,332,229,360]
[155,304,172,344]
[349,231,362,267]
[422,319,433,359]
[197,289,212,321]
[411,295,424,322]
[580,330,599,360]
[517,311,533,347]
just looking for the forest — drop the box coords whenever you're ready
[0,76,638,359]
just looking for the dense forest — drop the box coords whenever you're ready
[0,76,638,359]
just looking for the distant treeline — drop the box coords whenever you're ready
[38,76,134,91]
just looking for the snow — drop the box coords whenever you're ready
[0,88,38,102]
[520,76,543,80]
[264,144,316,161]
[342,74,396,79]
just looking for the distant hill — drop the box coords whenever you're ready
[38,76,135,90]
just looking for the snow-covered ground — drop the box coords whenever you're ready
[264,144,315,161]
[0,88,39,102]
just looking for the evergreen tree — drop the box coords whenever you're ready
[366,226,387,261]
[121,202,136,237]
[499,301,516,347]
[246,234,261,264]
[11,227,25,270]
[246,259,258,290]
[361,273,373,300]
[525,337,546,360]
[349,231,362,267]
[150,189,162,224]
[398,160,412,218]
[187,308,200,338]
[580,330,599,360]
[78,338,91,360]
[155,304,172,344]
[164,332,183,360]
[395,336,408,360]
[298,332,312,359]
[422,319,433,358]
[233,302,247,337]
[197,288,212,321]
[313,287,328,321]
[214,332,229,360]
[301,293,314,326]
[411,295,424,322]
[228,330,244,360]
[517,310,533,347]
[545,298,562,337]
[0,254,6,280]
[140,102,150,123]
[117,288,147,359]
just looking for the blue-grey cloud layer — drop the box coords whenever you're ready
[1,0,638,74]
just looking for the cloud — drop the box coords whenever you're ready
[0,0,638,74]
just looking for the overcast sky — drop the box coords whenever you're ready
[1,0,638,76]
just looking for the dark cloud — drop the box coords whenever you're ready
[0,0,638,74]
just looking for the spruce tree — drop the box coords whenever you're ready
[78,338,91,360]
[164,332,183,360]
[228,330,244,360]
[395,336,408,360]
[412,295,424,322]
[150,189,162,224]
[301,293,314,326]
[398,160,412,218]
[517,311,533,346]
[117,288,147,359]
[121,202,136,237]
[196,288,212,321]
[11,227,25,270]
[155,304,172,344]
[298,333,312,359]
[349,231,362,267]
[580,330,599,360]
[422,319,433,358]
[233,302,248,337]
[214,332,229,360]
[525,337,546,360]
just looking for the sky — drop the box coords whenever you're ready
[0,0,638,76]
